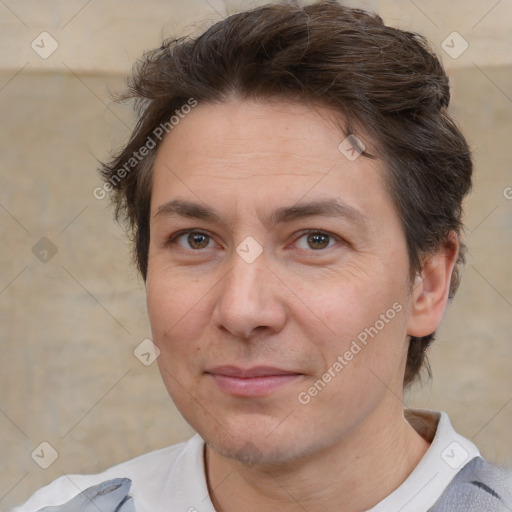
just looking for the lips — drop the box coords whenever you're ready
[207,365,301,378]
[206,365,303,397]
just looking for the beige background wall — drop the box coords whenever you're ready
[0,0,511,509]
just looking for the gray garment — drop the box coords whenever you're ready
[36,478,135,512]
[34,457,511,512]
[429,457,512,512]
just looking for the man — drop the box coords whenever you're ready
[13,1,511,511]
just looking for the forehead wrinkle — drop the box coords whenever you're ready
[185,172,320,180]
[153,197,367,233]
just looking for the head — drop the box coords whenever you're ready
[101,1,472,465]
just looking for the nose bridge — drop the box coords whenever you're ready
[223,246,268,310]
[213,243,284,338]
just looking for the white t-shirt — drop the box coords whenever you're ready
[12,409,481,512]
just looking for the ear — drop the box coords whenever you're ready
[407,231,460,338]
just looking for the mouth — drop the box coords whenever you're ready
[205,365,304,397]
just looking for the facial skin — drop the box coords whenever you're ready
[146,98,458,511]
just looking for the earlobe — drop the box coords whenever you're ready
[407,232,460,338]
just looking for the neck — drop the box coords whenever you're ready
[204,403,431,512]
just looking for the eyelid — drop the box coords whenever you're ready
[165,229,216,249]
[290,229,343,250]
[292,228,341,241]
[166,228,344,252]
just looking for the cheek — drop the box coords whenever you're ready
[146,274,191,371]
[304,271,408,370]
[146,273,175,339]
[299,270,378,335]
[146,277,198,406]
[146,260,206,333]
[146,267,213,372]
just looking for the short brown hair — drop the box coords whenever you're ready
[100,0,473,388]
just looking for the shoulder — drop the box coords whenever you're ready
[11,437,196,512]
[429,456,512,512]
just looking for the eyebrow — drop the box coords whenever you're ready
[154,198,367,229]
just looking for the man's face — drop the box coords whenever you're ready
[146,99,414,465]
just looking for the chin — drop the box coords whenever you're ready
[207,436,303,467]
[201,417,320,468]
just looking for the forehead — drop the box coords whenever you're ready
[150,98,390,223]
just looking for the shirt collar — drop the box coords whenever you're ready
[167,409,480,512]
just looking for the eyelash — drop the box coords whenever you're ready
[165,229,343,253]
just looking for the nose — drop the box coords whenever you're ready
[212,248,287,340]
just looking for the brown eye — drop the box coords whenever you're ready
[186,232,211,249]
[168,230,214,250]
[307,232,330,250]
[294,230,339,251]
